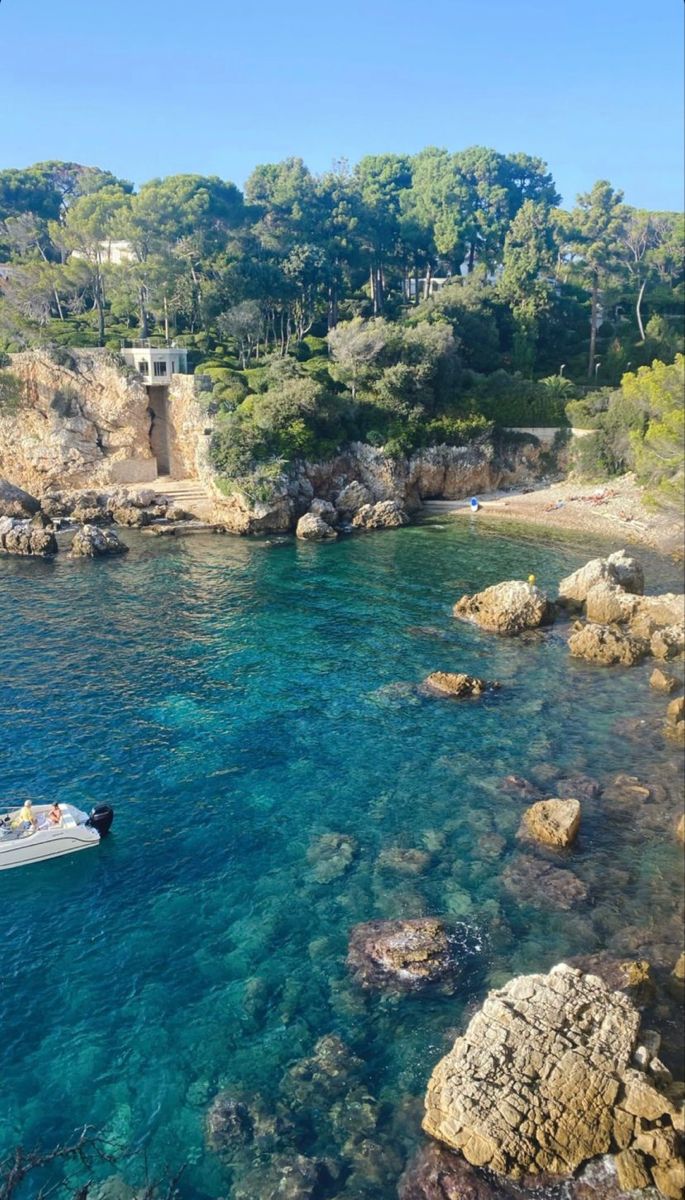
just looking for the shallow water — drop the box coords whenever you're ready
[1,519,683,1197]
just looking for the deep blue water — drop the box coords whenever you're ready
[1,519,683,1198]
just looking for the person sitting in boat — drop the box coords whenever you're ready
[47,801,62,826]
[12,800,37,832]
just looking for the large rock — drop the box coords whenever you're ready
[334,480,372,518]
[308,497,338,527]
[585,582,640,626]
[630,594,685,639]
[0,515,57,556]
[423,965,642,1178]
[69,524,129,557]
[454,580,552,637]
[352,499,409,530]
[295,512,338,541]
[606,549,645,594]
[0,477,41,518]
[520,798,581,848]
[650,668,679,694]
[109,504,151,528]
[347,917,478,992]
[558,552,644,609]
[423,672,500,699]
[568,622,648,667]
[651,624,685,662]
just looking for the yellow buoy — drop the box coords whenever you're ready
[528,574,536,585]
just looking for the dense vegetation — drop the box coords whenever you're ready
[0,153,682,486]
[567,355,685,506]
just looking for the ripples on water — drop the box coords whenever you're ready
[0,520,683,1197]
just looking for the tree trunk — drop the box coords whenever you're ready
[423,263,433,301]
[636,277,647,341]
[328,281,338,329]
[139,288,149,339]
[95,270,105,346]
[587,273,599,379]
[468,241,476,273]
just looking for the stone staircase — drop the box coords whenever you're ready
[146,476,215,520]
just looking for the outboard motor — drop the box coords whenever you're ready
[87,804,114,837]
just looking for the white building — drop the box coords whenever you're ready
[120,343,188,381]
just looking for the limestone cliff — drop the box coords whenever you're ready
[210,436,549,534]
[1,350,554,533]
[1,349,211,495]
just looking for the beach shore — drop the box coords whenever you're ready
[423,474,684,558]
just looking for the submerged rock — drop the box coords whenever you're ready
[306,832,358,882]
[502,853,588,909]
[0,515,57,556]
[205,1092,254,1156]
[347,917,478,992]
[398,1141,517,1199]
[454,580,552,636]
[296,511,338,541]
[519,797,581,848]
[423,671,500,698]
[0,477,41,518]
[231,1154,338,1200]
[352,499,409,529]
[376,845,431,875]
[69,524,129,557]
[568,621,648,666]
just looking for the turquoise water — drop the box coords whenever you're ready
[1,520,683,1197]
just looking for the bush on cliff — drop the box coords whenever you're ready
[567,355,685,507]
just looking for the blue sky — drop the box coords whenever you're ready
[0,0,683,210]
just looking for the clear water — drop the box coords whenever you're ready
[1,520,683,1197]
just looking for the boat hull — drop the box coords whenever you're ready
[0,805,101,871]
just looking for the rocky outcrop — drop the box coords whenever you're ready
[651,625,685,661]
[520,797,581,848]
[558,551,644,610]
[2,351,214,495]
[69,525,129,557]
[665,696,685,744]
[352,499,409,530]
[568,622,648,666]
[454,580,552,636]
[295,512,338,541]
[423,964,684,1191]
[0,515,57,556]
[650,668,679,693]
[0,477,41,518]
[334,479,372,519]
[347,917,478,992]
[423,672,500,698]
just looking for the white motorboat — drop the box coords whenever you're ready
[0,803,114,871]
